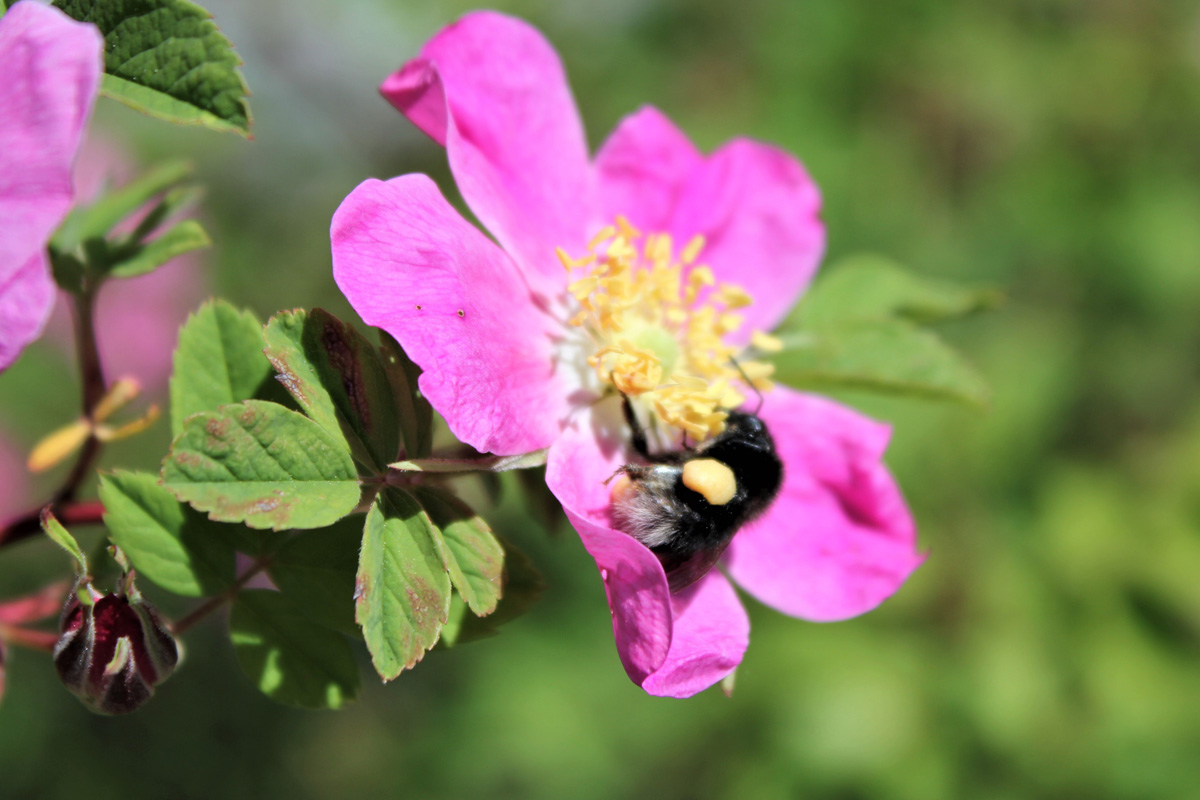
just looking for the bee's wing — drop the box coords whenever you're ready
[664,538,734,594]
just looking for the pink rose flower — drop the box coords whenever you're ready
[332,11,923,696]
[0,1,103,372]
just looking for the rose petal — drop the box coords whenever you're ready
[0,2,102,371]
[724,387,924,621]
[545,398,673,683]
[640,570,748,698]
[331,174,570,456]
[381,11,591,296]
[593,105,701,234]
[669,139,825,340]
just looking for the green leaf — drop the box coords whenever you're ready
[161,400,360,530]
[229,590,359,710]
[98,471,235,597]
[106,219,210,279]
[170,300,273,436]
[40,510,88,577]
[788,255,1002,329]
[54,0,251,136]
[378,331,433,459]
[263,309,400,473]
[771,256,994,406]
[267,519,361,637]
[357,489,451,681]
[771,318,990,406]
[412,488,503,617]
[441,538,544,648]
[54,160,193,250]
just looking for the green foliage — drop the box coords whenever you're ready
[229,589,359,710]
[267,520,361,637]
[39,511,87,578]
[413,487,504,616]
[772,257,992,406]
[98,471,235,597]
[263,309,400,473]
[440,537,544,648]
[356,489,451,681]
[161,400,360,530]
[48,160,209,291]
[169,300,273,436]
[53,0,251,136]
[378,331,433,459]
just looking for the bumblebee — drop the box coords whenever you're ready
[610,396,783,593]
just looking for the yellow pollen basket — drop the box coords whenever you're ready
[558,216,775,441]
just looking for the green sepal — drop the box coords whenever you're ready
[40,509,88,579]
[229,589,360,710]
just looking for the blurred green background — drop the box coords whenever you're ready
[3,0,1200,797]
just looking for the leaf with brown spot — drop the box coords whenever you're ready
[378,330,432,459]
[264,309,400,474]
[161,400,360,530]
[356,489,451,681]
[413,487,503,617]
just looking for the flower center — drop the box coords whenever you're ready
[557,216,778,441]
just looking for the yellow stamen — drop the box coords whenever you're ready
[561,217,777,440]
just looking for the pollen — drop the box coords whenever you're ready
[561,218,775,440]
[682,458,737,505]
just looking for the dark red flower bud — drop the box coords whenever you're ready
[54,587,178,715]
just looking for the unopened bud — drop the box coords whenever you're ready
[54,587,178,715]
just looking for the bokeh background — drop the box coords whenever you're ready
[3,0,1200,797]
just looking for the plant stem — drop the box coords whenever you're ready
[171,557,273,636]
[0,290,108,551]
[0,625,59,652]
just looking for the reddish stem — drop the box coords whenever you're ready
[0,625,59,653]
[171,557,273,636]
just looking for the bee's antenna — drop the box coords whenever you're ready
[730,355,765,416]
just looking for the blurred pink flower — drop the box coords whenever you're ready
[331,12,923,696]
[0,1,102,372]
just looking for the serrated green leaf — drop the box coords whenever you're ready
[264,309,400,473]
[106,219,210,279]
[357,489,450,681]
[229,589,359,710]
[268,519,361,637]
[441,537,544,648]
[54,0,251,136]
[786,255,1002,330]
[771,318,990,406]
[413,487,503,617]
[378,330,433,459]
[98,470,235,597]
[40,510,88,577]
[161,400,360,530]
[170,300,273,436]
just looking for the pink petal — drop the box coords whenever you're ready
[331,173,570,456]
[546,398,749,696]
[724,387,924,621]
[545,400,673,683]
[640,570,748,698]
[669,139,825,340]
[0,2,102,371]
[381,11,591,296]
[593,106,701,234]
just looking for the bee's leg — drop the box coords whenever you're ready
[620,392,652,460]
